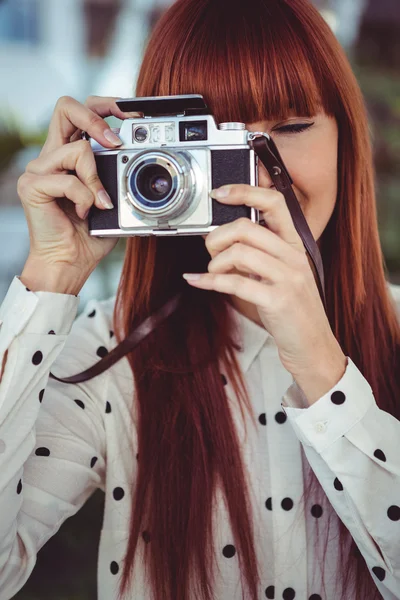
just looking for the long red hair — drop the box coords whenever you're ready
[112,0,400,598]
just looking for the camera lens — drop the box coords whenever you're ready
[135,164,173,202]
[126,151,195,219]
[150,175,170,195]
[134,126,149,142]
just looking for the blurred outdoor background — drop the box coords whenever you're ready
[0,0,399,598]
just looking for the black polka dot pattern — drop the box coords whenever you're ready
[222,544,236,558]
[32,351,43,366]
[372,566,386,581]
[35,447,50,457]
[281,498,293,511]
[311,504,323,518]
[275,411,287,424]
[142,530,151,543]
[48,330,55,335]
[374,449,386,462]
[97,346,108,358]
[331,390,346,405]
[110,561,119,575]
[387,505,400,521]
[26,287,31,292]
[113,487,125,501]
[20,290,370,598]
[333,477,343,491]
[265,585,275,598]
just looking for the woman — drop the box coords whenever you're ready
[0,0,399,599]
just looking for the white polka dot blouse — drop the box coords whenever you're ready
[0,275,399,599]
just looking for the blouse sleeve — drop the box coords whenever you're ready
[0,276,107,600]
[281,287,400,600]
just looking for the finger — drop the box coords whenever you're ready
[26,139,113,211]
[69,128,84,143]
[69,96,142,143]
[207,242,292,283]
[205,217,307,271]
[183,271,273,307]
[211,184,304,250]
[18,172,95,221]
[84,94,142,119]
[41,95,140,155]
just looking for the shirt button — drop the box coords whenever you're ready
[315,421,327,433]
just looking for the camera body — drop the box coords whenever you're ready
[87,94,261,237]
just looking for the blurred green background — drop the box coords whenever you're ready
[0,0,398,599]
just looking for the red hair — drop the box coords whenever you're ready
[112,0,400,598]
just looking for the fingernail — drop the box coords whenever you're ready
[97,190,114,209]
[103,129,123,146]
[210,186,231,199]
[182,273,202,281]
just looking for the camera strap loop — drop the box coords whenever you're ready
[252,134,326,310]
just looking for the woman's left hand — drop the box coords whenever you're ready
[183,183,346,388]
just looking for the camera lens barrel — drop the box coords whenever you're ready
[125,151,196,219]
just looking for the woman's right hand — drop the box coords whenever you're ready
[17,95,138,287]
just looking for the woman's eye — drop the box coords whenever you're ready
[273,122,314,134]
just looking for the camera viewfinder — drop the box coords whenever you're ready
[179,121,208,142]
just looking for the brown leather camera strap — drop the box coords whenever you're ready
[49,293,181,384]
[49,134,326,385]
[252,135,326,308]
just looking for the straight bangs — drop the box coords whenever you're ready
[137,0,341,126]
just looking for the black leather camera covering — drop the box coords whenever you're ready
[89,154,119,231]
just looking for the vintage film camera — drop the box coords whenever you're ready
[87,94,263,237]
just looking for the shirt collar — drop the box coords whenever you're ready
[228,304,272,372]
